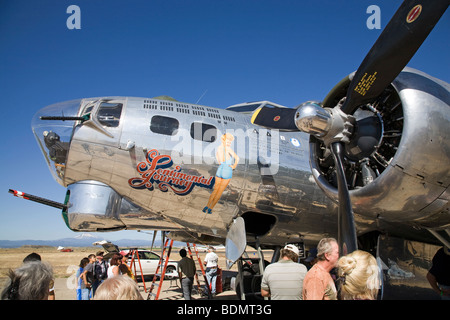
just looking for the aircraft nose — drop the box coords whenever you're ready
[31,99,82,186]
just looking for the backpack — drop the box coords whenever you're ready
[94,260,108,281]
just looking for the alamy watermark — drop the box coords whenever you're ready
[367,5,381,30]
[66,5,382,31]
[169,127,280,176]
[66,264,79,290]
[66,5,81,30]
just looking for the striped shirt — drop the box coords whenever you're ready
[260,259,308,300]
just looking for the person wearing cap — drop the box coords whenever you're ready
[302,238,339,300]
[204,246,219,297]
[260,244,308,300]
[92,251,108,296]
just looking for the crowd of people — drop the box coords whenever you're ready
[1,239,449,300]
[0,250,142,300]
[261,238,450,300]
[75,250,141,300]
[260,238,382,300]
[0,246,217,301]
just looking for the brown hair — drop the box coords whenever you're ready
[281,249,299,262]
[110,253,122,266]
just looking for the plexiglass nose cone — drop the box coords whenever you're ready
[31,99,82,186]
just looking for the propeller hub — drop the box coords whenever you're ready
[295,102,354,146]
[294,102,331,136]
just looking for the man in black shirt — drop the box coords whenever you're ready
[178,249,196,300]
[427,246,450,300]
[92,251,108,296]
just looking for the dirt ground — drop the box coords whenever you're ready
[0,245,245,300]
[0,246,98,279]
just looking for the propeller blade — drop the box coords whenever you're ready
[250,106,298,131]
[330,142,358,256]
[341,0,449,114]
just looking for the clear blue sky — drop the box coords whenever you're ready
[0,0,448,241]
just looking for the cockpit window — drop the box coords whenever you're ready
[97,102,123,127]
[190,122,217,142]
[82,104,94,116]
[150,115,179,136]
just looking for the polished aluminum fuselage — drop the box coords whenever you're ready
[32,68,450,247]
[61,97,335,245]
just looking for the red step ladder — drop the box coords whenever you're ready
[127,248,147,292]
[147,238,174,300]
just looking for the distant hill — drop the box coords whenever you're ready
[0,233,186,249]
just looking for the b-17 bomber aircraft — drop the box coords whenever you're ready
[10,0,450,299]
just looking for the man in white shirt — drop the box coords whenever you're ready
[203,246,219,297]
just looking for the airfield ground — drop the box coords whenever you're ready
[0,246,442,300]
[0,246,260,300]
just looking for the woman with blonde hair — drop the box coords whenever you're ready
[93,275,143,300]
[337,250,380,300]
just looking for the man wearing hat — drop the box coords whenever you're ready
[92,251,108,296]
[204,246,219,297]
[260,244,308,300]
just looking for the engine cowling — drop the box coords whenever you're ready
[309,68,450,229]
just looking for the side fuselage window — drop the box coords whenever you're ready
[190,122,217,142]
[150,115,179,136]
